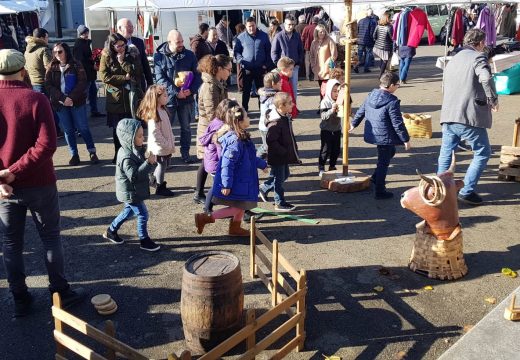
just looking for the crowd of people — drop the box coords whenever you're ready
[0,3,499,318]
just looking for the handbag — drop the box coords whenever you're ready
[389,51,400,71]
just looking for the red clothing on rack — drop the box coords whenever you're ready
[451,9,464,46]
[406,8,436,47]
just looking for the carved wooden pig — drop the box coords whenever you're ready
[401,158,464,240]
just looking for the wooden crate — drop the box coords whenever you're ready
[498,147,520,182]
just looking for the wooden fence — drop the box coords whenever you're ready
[52,218,307,360]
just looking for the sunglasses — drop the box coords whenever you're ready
[54,50,64,54]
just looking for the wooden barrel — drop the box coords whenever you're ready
[181,251,244,354]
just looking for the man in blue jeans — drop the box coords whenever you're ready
[437,29,498,206]
[0,49,86,318]
[354,9,377,73]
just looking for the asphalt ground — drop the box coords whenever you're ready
[1,44,519,360]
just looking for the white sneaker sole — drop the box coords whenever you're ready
[102,233,125,244]
[140,245,161,252]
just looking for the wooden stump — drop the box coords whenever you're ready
[319,169,370,193]
[409,221,468,280]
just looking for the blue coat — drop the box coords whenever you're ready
[357,16,377,47]
[351,89,410,146]
[153,43,201,108]
[212,132,267,202]
[233,29,273,71]
[271,30,304,66]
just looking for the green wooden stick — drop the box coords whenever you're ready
[251,207,320,224]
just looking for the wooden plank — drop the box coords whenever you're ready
[246,309,256,358]
[277,273,296,296]
[104,321,116,360]
[255,245,272,269]
[250,217,256,279]
[499,167,520,177]
[237,313,301,360]
[297,270,307,351]
[272,240,279,307]
[500,154,520,166]
[513,120,519,147]
[278,253,301,282]
[270,334,303,360]
[198,289,306,360]
[53,293,67,357]
[54,330,108,360]
[256,266,274,294]
[256,229,273,252]
[52,307,148,360]
[501,146,520,156]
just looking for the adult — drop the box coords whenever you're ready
[301,16,319,81]
[194,55,232,204]
[154,30,201,163]
[437,29,498,206]
[73,25,105,118]
[271,14,304,101]
[0,27,18,50]
[268,18,282,42]
[234,17,272,112]
[99,33,143,162]
[216,15,233,47]
[45,42,99,166]
[354,9,377,73]
[372,12,394,78]
[208,27,230,56]
[310,24,337,98]
[116,18,153,92]
[190,23,212,61]
[24,28,52,93]
[295,15,307,35]
[0,49,86,318]
[233,23,246,92]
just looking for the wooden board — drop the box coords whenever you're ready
[320,169,371,193]
[501,146,520,156]
[500,154,520,167]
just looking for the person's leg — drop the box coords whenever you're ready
[257,130,268,158]
[57,108,78,157]
[379,59,388,78]
[355,45,365,71]
[260,167,276,195]
[319,130,330,170]
[437,123,461,174]
[401,56,413,81]
[154,156,167,184]
[367,46,375,67]
[374,145,395,194]
[112,126,121,156]
[272,165,286,205]
[241,70,253,112]
[211,206,242,219]
[178,103,194,160]
[129,202,149,240]
[204,178,214,213]
[27,185,69,293]
[291,65,299,101]
[305,50,312,80]
[0,194,30,295]
[364,47,373,71]
[459,126,491,196]
[195,163,208,199]
[329,131,342,168]
[88,81,99,114]
[236,63,243,92]
[109,203,134,232]
[253,71,265,110]
[71,105,96,155]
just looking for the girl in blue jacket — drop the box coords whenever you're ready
[195,104,268,236]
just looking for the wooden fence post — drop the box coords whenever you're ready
[250,217,256,279]
[246,308,256,359]
[104,320,116,360]
[52,292,66,356]
[296,269,307,351]
[272,240,279,306]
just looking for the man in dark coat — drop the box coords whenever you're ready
[190,23,212,61]
[117,18,154,91]
[208,27,229,56]
[73,25,104,117]
[355,9,377,73]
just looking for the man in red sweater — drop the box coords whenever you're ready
[0,49,86,318]
[301,16,319,81]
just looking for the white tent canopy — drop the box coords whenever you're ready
[88,0,388,12]
[391,0,520,5]
[0,0,38,14]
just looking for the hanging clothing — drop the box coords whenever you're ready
[451,9,464,47]
[406,7,436,47]
[475,6,496,47]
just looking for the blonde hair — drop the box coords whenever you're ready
[273,92,292,109]
[225,102,250,141]
[313,24,329,41]
[329,67,345,82]
[277,56,295,70]
[136,85,168,122]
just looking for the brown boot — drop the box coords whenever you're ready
[229,219,249,237]
[195,213,214,234]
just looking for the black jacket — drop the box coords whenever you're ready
[190,34,212,61]
[129,36,153,91]
[265,106,300,166]
[73,38,97,81]
[210,40,230,57]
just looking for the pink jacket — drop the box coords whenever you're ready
[406,8,436,47]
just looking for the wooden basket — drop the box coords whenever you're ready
[403,113,433,139]
[409,221,467,280]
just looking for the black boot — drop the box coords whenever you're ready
[156,182,175,197]
[13,291,33,318]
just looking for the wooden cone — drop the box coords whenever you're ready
[409,221,468,280]
[320,169,370,193]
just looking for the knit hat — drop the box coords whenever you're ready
[77,25,89,36]
[0,49,26,75]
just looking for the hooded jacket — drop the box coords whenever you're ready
[153,43,201,108]
[24,36,52,85]
[199,117,229,174]
[196,72,227,159]
[115,118,154,203]
[265,106,300,166]
[258,87,278,132]
[45,60,88,110]
[190,34,212,61]
[351,88,410,145]
[212,131,267,202]
[319,79,342,132]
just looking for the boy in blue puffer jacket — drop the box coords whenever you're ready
[349,72,411,200]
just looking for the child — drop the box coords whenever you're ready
[199,98,232,214]
[259,92,300,212]
[321,67,345,100]
[136,85,175,197]
[257,71,281,158]
[195,105,268,236]
[349,72,411,200]
[103,118,161,251]
[276,57,298,119]
[319,79,342,175]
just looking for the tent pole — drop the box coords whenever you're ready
[442,4,452,93]
[342,0,353,176]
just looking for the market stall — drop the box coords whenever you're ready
[0,0,40,52]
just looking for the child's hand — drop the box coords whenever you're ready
[404,142,411,151]
[332,103,339,112]
[147,154,157,164]
[348,124,355,133]
[221,188,231,196]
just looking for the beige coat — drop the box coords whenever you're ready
[146,108,176,156]
[196,72,227,159]
[310,37,338,80]
[24,36,52,85]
